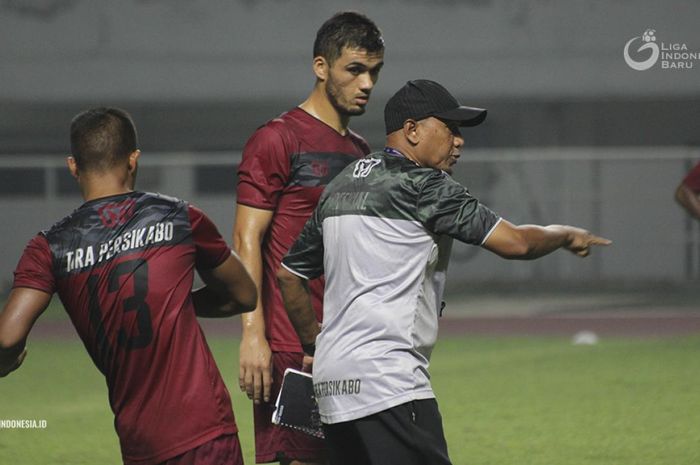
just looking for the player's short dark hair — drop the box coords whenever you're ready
[70,107,138,173]
[313,11,384,64]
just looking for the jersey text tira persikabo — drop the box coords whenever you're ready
[282,151,501,424]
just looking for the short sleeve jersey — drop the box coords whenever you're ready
[237,107,370,352]
[282,151,501,424]
[13,192,237,465]
[682,161,700,193]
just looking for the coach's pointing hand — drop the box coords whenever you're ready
[564,227,612,257]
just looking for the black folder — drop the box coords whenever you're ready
[271,368,324,438]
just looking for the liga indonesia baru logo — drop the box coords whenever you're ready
[624,29,698,71]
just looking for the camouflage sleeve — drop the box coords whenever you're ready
[281,206,325,280]
[415,171,501,245]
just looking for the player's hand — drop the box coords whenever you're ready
[565,227,612,257]
[0,348,27,378]
[239,333,273,404]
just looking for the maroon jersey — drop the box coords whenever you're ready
[237,107,370,352]
[13,192,237,465]
[682,161,700,192]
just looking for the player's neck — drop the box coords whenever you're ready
[79,175,135,202]
[299,89,350,135]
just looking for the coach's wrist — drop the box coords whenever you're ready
[301,342,316,357]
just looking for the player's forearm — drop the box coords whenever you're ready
[0,289,51,375]
[192,285,254,318]
[232,233,267,338]
[0,322,26,375]
[277,267,319,347]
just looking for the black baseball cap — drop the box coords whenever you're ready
[384,79,487,134]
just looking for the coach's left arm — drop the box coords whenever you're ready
[0,287,52,377]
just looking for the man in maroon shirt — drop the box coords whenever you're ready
[232,12,384,465]
[0,107,257,465]
[675,161,700,220]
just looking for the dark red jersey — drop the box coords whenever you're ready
[682,161,700,193]
[13,191,237,465]
[237,107,370,352]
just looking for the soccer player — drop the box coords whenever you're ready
[0,108,257,465]
[277,80,611,465]
[675,161,700,220]
[232,11,384,465]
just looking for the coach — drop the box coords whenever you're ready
[276,79,611,465]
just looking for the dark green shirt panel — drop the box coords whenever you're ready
[317,153,423,222]
[282,205,325,280]
[415,169,500,245]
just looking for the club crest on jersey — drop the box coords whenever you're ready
[98,198,136,228]
[311,160,330,178]
[353,158,381,178]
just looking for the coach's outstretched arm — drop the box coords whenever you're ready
[192,252,257,318]
[483,219,611,259]
[0,288,52,377]
[276,266,319,372]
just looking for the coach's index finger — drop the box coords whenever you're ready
[584,235,612,256]
[589,234,612,246]
[567,231,612,257]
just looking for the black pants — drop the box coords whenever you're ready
[323,399,452,465]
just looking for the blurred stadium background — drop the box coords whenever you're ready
[2,0,700,294]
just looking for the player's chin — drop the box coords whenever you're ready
[343,104,367,116]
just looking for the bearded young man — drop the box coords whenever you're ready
[231,11,384,465]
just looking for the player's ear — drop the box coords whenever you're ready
[404,119,420,145]
[66,156,79,179]
[312,56,329,82]
[128,150,140,173]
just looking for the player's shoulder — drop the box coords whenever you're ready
[41,201,94,240]
[256,108,305,135]
[138,191,187,207]
[42,211,75,237]
[244,108,302,150]
[346,127,370,151]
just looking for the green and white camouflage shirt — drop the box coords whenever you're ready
[282,149,501,424]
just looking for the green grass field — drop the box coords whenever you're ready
[1,327,699,464]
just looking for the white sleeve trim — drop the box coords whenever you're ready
[480,217,503,246]
[280,261,312,280]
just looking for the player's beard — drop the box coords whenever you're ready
[325,76,367,117]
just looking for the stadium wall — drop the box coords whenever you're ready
[1,147,697,292]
